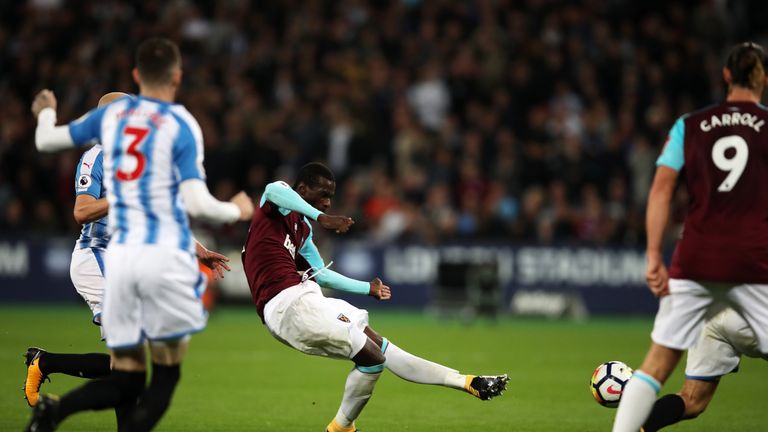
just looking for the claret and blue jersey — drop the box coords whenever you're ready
[243,181,370,319]
[67,95,205,253]
[656,101,768,282]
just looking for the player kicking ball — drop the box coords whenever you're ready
[242,162,508,432]
[641,307,768,431]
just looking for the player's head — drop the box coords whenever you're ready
[724,42,768,96]
[132,38,182,92]
[294,162,335,212]
[97,92,130,108]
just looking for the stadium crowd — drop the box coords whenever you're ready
[1,0,765,246]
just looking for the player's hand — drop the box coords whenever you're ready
[646,253,670,297]
[230,191,254,221]
[318,214,354,234]
[31,89,57,117]
[196,245,231,280]
[369,277,391,301]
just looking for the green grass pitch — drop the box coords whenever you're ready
[1,304,766,431]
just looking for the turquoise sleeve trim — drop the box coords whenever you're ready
[315,269,371,295]
[259,192,289,215]
[261,181,322,220]
[356,363,384,374]
[656,116,686,171]
[380,337,389,354]
[633,371,661,393]
[298,224,370,295]
[298,227,325,270]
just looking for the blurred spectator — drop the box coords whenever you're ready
[2,0,767,247]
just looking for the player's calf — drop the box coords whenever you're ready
[123,363,181,430]
[377,337,510,399]
[327,340,385,432]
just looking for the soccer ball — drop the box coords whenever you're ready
[590,361,633,408]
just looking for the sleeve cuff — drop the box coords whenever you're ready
[309,209,322,221]
[38,107,57,125]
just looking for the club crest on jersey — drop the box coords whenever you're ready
[283,234,296,259]
[77,174,92,191]
[337,313,351,323]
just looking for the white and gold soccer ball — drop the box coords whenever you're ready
[590,361,633,408]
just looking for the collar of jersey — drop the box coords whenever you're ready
[137,95,178,105]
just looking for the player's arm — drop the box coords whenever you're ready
[646,116,684,297]
[180,180,252,223]
[299,231,391,300]
[73,196,108,225]
[646,167,677,297]
[174,117,253,223]
[32,90,74,151]
[73,151,108,224]
[262,181,353,232]
[33,90,104,151]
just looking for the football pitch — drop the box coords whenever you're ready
[1,305,766,431]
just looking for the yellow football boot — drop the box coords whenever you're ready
[23,347,49,407]
[464,374,509,400]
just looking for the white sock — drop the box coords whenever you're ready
[612,371,661,432]
[334,367,381,428]
[384,341,466,389]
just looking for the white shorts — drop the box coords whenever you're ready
[651,279,768,354]
[70,247,106,324]
[102,244,207,349]
[686,308,768,380]
[263,280,369,359]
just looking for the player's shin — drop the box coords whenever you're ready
[40,352,111,378]
[329,365,382,432]
[612,371,661,432]
[57,369,145,422]
[642,394,686,432]
[124,363,180,430]
[382,339,465,389]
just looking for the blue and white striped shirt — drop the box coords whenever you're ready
[75,145,109,249]
[68,95,206,253]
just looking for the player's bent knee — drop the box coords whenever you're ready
[352,339,386,367]
[363,326,383,347]
[641,344,684,383]
[110,347,147,372]
[149,335,190,366]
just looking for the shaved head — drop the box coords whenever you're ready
[98,92,130,107]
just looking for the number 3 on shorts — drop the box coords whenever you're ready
[712,135,748,192]
[117,126,150,181]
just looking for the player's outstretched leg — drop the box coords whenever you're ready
[327,340,384,432]
[642,378,719,432]
[23,347,112,407]
[24,369,145,432]
[613,344,682,432]
[364,328,508,400]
